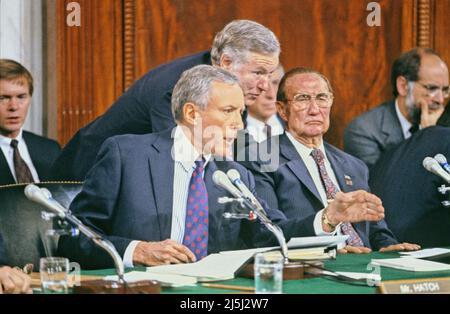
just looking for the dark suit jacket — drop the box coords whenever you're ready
[51,51,212,181]
[58,128,318,269]
[0,234,7,265]
[241,133,398,250]
[370,126,450,247]
[344,100,404,169]
[0,131,61,186]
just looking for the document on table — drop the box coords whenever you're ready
[399,248,450,259]
[287,235,348,249]
[371,257,450,272]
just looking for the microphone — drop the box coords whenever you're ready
[212,170,243,198]
[24,184,67,218]
[423,157,450,183]
[227,169,268,216]
[435,154,450,174]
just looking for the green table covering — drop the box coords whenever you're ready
[79,250,450,294]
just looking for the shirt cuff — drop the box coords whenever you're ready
[313,209,338,236]
[123,240,140,268]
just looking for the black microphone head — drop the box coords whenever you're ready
[435,154,448,164]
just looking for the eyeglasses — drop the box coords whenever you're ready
[415,82,450,99]
[285,93,334,110]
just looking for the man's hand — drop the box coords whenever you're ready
[0,266,32,294]
[324,190,385,230]
[420,100,445,128]
[132,239,197,266]
[379,243,421,252]
[337,246,372,254]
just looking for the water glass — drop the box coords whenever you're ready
[254,253,283,294]
[40,257,69,294]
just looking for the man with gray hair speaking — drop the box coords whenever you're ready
[58,65,385,269]
[52,19,280,181]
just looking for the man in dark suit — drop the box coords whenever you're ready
[242,67,420,253]
[0,234,32,294]
[370,104,450,248]
[52,19,282,181]
[58,65,385,269]
[0,59,61,185]
[344,48,449,169]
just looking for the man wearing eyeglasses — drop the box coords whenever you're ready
[344,48,449,169]
[241,67,420,254]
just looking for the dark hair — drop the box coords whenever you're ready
[0,59,34,96]
[277,67,333,102]
[391,48,441,97]
[437,101,450,127]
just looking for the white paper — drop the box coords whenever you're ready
[399,248,450,259]
[335,271,382,282]
[371,257,450,272]
[287,235,348,248]
[104,271,197,287]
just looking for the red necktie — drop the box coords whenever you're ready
[182,160,209,260]
[310,148,364,247]
[10,139,34,184]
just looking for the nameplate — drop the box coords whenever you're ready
[378,277,450,294]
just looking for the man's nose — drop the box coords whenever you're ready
[257,75,270,92]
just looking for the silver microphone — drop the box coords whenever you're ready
[212,170,243,198]
[24,184,67,218]
[423,157,450,183]
[227,169,268,216]
[434,154,450,174]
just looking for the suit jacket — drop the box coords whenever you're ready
[370,126,450,247]
[241,133,398,250]
[51,51,212,181]
[58,128,318,269]
[0,131,61,186]
[0,234,7,265]
[344,100,404,169]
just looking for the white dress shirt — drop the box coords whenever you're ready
[395,99,421,140]
[123,126,211,267]
[246,114,284,143]
[285,132,341,236]
[0,129,40,183]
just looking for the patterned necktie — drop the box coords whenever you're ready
[310,148,364,247]
[10,139,34,184]
[182,159,209,260]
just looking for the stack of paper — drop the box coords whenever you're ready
[371,257,450,272]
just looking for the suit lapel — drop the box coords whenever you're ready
[148,129,175,240]
[0,148,15,185]
[325,144,351,193]
[279,134,323,203]
[381,100,404,143]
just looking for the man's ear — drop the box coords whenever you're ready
[182,102,199,125]
[219,54,234,71]
[396,76,409,97]
[276,101,288,122]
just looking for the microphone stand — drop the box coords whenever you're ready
[220,196,289,263]
[438,184,450,207]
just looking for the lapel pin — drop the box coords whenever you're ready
[344,175,353,186]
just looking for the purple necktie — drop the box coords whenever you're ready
[310,148,364,247]
[182,160,209,260]
[10,139,34,184]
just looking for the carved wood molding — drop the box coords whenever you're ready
[123,0,135,90]
[417,0,434,48]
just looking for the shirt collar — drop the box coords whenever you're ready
[0,129,23,146]
[246,114,266,131]
[173,126,211,172]
[285,131,327,161]
[395,99,414,139]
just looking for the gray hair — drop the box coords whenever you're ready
[211,20,280,67]
[171,65,240,121]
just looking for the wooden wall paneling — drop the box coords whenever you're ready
[56,0,123,145]
[433,0,450,65]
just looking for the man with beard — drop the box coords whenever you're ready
[344,48,449,169]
